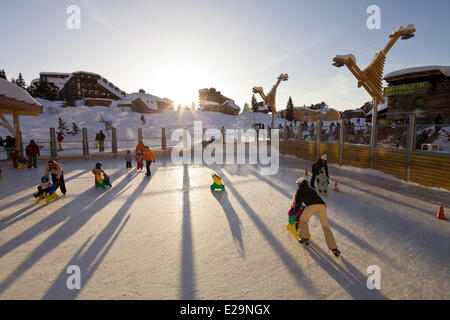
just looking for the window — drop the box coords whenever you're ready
[414,97,425,107]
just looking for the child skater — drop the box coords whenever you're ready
[33,175,57,203]
[135,150,144,171]
[125,150,132,169]
[316,169,330,195]
[92,162,112,189]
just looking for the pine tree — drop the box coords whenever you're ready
[15,73,26,89]
[62,95,76,107]
[251,94,258,112]
[70,122,81,135]
[286,96,294,122]
[0,69,6,80]
[34,79,57,100]
[10,77,15,84]
[243,102,251,112]
[57,117,69,135]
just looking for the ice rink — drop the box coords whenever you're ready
[0,156,449,299]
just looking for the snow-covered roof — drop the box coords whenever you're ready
[366,101,388,116]
[46,75,73,91]
[384,66,450,79]
[221,99,241,111]
[0,78,42,107]
[97,78,127,98]
[40,72,72,76]
[199,100,220,106]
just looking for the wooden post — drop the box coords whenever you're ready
[339,119,344,166]
[82,127,89,157]
[50,127,57,159]
[138,128,143,144]
[161,128,167,150]
[13,112,23,154]
[297,123,302,158]
[369,99,378,169]
[112,127,118,153]
[405,113,416,181]
[316,120,321,161]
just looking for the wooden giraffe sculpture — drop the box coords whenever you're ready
[252,73,288,113]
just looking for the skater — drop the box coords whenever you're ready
[293,177,340,257]
[25,140,40,169]
[33,175,58,203]
[310,154,329,189]
[45,160,67,195]
[143,146,155,176]
[136,150,144,171]
[5,135,15,160]
[136,140,146,155]
[92,162,112,188]
[57,132,64,151]
[316,170,329,195]
[125,150,132,169]
[11,148,19,168]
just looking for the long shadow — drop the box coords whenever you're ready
[0,169,139,294]
[336,178,445,218]
[43,174,152,299]
[180,164,195,299]
[0,168,125,255]
[216,168,321,297]
[246,166,293,200]
[307,244,388,299]
[210,190,245,256]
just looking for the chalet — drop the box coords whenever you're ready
[291,105,340,122]
[383,65,450,122]
[198,88,241,115]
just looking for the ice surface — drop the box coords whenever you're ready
[0,156,448,299]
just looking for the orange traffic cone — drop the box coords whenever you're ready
[334,182,339,192]
[305,169,308,176]
[436,206,446,220]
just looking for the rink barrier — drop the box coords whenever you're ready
[409,152,450,190]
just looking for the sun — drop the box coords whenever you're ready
[146,59,213,109]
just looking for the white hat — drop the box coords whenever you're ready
[321,154,327,161]
[296,177,305,185]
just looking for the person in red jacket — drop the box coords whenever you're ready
[57,132,64,151]
[25,140,40,168]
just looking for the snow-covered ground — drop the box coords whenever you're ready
[0,156,449,299]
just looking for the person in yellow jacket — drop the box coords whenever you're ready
[143,146,155,176]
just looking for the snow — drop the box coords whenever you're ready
[126,92,159,110]
[0,155,448,299]
[44,76,73,91]
[385,65,450,79]
[0,78,42,107]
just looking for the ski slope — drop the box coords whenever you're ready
[0,156,449,299]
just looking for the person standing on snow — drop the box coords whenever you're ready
[96,130,106,152]
[293,177,340,257]
[57,132,64,151]
[143,146,155,176]
[25,140,40,168]
[310,154,329,189]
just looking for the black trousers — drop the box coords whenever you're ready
[28,155,37,168]
[145,160,152,175]
[52,173,67,194]
[310,172,318,188]
[126,161,132,168]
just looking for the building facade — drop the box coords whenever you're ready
[383,66,450,122]
[198,88,240,115]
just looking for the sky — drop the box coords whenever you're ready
[1,0,449,111]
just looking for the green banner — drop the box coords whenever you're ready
[384,82,429,96]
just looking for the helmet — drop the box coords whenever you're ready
[41,175,49,182]
[95,162,102,168]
